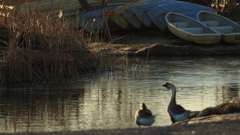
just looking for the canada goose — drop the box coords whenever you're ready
[162,82,190,123]
[135,103,156,128]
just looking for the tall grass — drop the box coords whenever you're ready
[0,1,120,84]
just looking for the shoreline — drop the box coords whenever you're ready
[95,30,240,57]
[1,115,240,135]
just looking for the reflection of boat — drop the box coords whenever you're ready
[148,2,214,30]
[78,4,124,32]
[197,11,240,44]
[123,0,176,28]
[110,0,150,29]
[165,12,221,44]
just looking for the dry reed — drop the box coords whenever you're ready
[0,1,120,84]
[218,4,240,18]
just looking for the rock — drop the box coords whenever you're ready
[174,113,240,125]
[229,98,240,103]
[174,102,240,125]
[196,103,240,117]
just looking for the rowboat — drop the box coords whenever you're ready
[148,2,214,30]
[78,4,124,32]
[122,3,148,28]
[121,0,165,28]
[197,11,240,43]
[110,0,150,29]
[165,12,221,44]
[130,0,176,28]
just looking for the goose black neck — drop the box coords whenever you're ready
[169,86,177,106]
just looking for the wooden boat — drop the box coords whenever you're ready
[148,2,214,30]
[78,4,124,32]
[165,12,221,44]
[110,0,150,29]
[197,11,240,43]
[128,0,176,28]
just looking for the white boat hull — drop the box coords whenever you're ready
[197,11,240,44]
[166,12,221,44]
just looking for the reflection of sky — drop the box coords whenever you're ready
[0,56,240,133]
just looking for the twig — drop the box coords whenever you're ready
[0,38,9,46]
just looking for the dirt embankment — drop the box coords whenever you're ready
[2,115,240,135]
[99,32,240,57]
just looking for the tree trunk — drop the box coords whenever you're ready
[77,0,92,12]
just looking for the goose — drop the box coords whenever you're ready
[135,103,156,128]
[162,82,190,123]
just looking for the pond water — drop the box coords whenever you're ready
[0,55,240,133]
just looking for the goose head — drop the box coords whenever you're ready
[140,103,147,110]
[139,103,152,114]
[162,82,177,97]
[162,82,176,90]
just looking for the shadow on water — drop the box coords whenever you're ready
[0,55,240,133]
[0,84,86,133]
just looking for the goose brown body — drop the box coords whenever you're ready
[135,103,156,128]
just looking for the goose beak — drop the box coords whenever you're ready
[162,82,169,90]
[162,82,168,87]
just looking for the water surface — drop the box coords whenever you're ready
[0,56,240,133]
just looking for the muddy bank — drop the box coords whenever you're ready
[134,43,240,56]
[107,41,240,57]
[97,29,240,56]
[2,115,240,135]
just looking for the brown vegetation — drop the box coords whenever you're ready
[0,0,119,84]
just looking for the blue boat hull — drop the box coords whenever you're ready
[133,0,177,27]
[121,0,162,28]
[148,2,214,30]
[78,4,124,32]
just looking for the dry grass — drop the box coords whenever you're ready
[218,4,240,19]
[0,1,122,84]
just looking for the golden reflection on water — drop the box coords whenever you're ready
[0,56,240,133]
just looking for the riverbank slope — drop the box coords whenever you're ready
[1,115,240,135]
